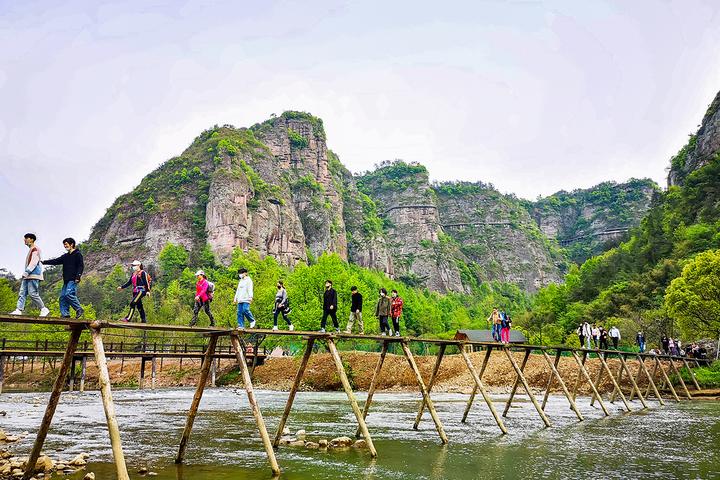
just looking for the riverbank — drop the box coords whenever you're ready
[1,350,715,397]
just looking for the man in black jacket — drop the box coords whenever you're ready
[43,237,84,318]
[345,286,364,334]
[320,279,338,333]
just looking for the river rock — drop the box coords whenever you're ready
[138,466,149,474]
[329,436,353,448]
[282,426,291,436]
[353,440,367,449]
[289,440,306,447]
[69,454,87,466]
[83,473,96,480]
[296,429,306,439]
[305,442,319,449]
[318,439,328,448]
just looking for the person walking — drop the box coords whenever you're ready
[273,280,293,331]
[577,324,585,348]
[189,270,215,327]
[599,327,609,350]
[661,335,670,354]
[592,324,600,348]
[234,268,256,328]
[320,280,338,333]
[117,260,151,323]
[42,237,84,318]
[10,233,50,317]
[609,326,621,349]
[375,288,391,335]
[582,322,593,349]
[488,308,502,342]
[501,312,512,344]
[390,289,404,337]
[345,286,364,334]
[668,337,676,356]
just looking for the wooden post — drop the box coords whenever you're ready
[571,350,588,401]
[90,326,130,480]
[151,357,157,390]
[459,347,507,434]
[462,345,493,423]
[230,335,282,474]
[541,350,562,410]
[400,341,448,444]
[503,347,551,427]
[570,351,610,416]
[618,354,647,409]
[597,351,631,412]
[0,355,4,395]
[274,338,315,447]
[655,357,680,402]
[502,349,532,417]
[609,356,625,403]
[644,358,660,399]
[139,357,146,390]
[22,327,82,480]
[357,341,388,438]
[628,356,645,402]
[176,335,218,464]
[210,358,217,388]
[682,358,701,391]
[326,338,378,457]
[541,350,583,421]
[69,357,76,392]
[636,356,664,405]
[589,352,605,407]
[79,356,87,393]
[413,343,446,429]
[668,359,692,399]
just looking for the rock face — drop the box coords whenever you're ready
[668,89,720,186]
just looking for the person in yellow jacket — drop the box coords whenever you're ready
[487,308,502,342]
[375,288,392,336]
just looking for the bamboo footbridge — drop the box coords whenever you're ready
[0,314,709,479]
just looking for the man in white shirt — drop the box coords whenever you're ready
[233,268,256,328]
[609,326,621,349]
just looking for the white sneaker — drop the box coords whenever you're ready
[381,332,387,336]
[272,326,278,331]
[289,324,294,331]
[319,328,326,333]
[395,331,400,337]
[249,320,256,328]
[9,309,22,315]
[39,307,50,317]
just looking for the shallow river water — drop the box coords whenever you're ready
[1,388,719,479]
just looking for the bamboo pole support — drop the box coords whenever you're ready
[90,325,130,480]
[503,347,551,427]
[541,350,562,410]
[139,357,146,390]
[274,337,315,447]
[644,359,660,399]
[326,338,378,457]
[502,349,532,417]
[22,326,82,480]
[628,356,645,402]
[230,335,282,473]
[210,358,217,388]
[570,351,610,416]
[609,356,624,403]
[618,355,647,409]
[541,350,583,421]
[0,355,5,395]
[462,345,493,423]
[151,357,157,390]
[69,357,76,392]
[589,352,605,407]
[459,348,507,434]
[356,341,388,438]
[571,350,588,401]
[79,356,87,393]
[682,358,701,390]
[597,351,631,412]
[668,359,692,399]
[400,341,448,444]
[636,356,664,405]
[413,343,446,429]
[176,335,218,464]
[655,357,680,402]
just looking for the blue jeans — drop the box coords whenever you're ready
[639,341,646,353]
[492,324,502,342]
[59,281,82,317]
[17,279,46,311]
[236,302,255,327]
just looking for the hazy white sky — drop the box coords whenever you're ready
[1,0,720,273]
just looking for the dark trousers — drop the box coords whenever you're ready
[127,291,147,323]
[391,316,400,333]
[321,309,338,329]
[611,337,619,348]
[190,299,214,326]
[600,338,608,350]
[274,307,292,326]
[579,335,585,347]
[379,315,389,333]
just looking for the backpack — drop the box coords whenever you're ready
[141,270,153,292]
[206,281,215,298]
[282,297,291,313]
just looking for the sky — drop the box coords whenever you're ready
[1,0,720,273]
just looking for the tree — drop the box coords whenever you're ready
[665,250,720,339]
[158,243,189,283]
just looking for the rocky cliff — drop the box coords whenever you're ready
[85,111,654,293]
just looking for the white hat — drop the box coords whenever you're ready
[195,270,205,276]
[130,260,142,266]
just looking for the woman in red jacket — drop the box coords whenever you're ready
[189,270,215,327]
[390,289,404,337]
[117,260,150,323]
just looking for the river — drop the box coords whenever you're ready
[1,388,718,479]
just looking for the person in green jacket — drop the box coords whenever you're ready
[375,287,391,336]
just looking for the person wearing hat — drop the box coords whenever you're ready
[190,270,215,327]
[117,260,151,323]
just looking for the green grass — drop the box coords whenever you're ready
[678,360,720,389]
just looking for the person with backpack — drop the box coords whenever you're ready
[10,233,50,317]
[117,260,151,323]
[345,286,364,334]
[189,270,215,327]
[319,279,338,333]
[390,289,404,337]
[501,312,512,344]
[42,237,84,318]
[375,288,391,335]
[636,331,646,353]
[273,280,293,331]
[234,268,256,328]
[487,308,502,342]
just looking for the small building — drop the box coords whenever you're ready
[454,330,527,352]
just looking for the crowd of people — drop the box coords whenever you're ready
[7,233,406,336]
[487,308,513,344]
